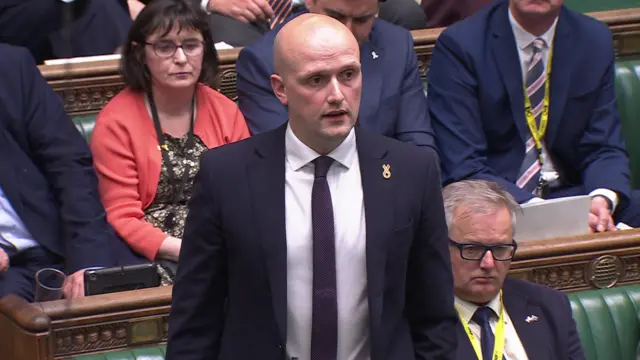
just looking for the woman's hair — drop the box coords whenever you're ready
[120,0,219,92]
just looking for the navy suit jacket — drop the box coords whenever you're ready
[456,277,585,360]
[428,0,631,204]
[0,44,119,272]
[236,13,437,151]
[166,125,457,360]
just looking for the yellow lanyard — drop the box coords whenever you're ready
[523,46,553,151]
[456,292,506,360]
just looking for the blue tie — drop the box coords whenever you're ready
[310,156,338,360]
[471,306,505,360]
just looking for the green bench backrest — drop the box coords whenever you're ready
[568,285,640,360]
[565,0,638,13]
[74,345,166,360]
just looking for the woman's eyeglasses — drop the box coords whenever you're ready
[145,39,204,58]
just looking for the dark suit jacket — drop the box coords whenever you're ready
[456,277,585,360]
[0,44,119,272]
[166,125,457,360]
[427,0,631,204]
[421,0,495,28]
[236,12,437,151]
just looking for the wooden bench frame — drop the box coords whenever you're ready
[1,229,640,359]
[39,8,640,116]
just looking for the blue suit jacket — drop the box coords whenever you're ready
[236,12,437,151]
[428,0,631,203]
[456,277,585,360]
[0,44,121,272]
[166,125,457,360]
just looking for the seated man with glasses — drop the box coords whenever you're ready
[443,179,585,360]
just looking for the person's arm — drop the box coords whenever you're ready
[14,46,116,272]
[204,0,273,23]
[427,32,535,203]
[394,30,437,152]
[408,148,457,359]
[166,151,227,360]
[90,107,173,261]
[236,45,290,135]
[579,31,631,206]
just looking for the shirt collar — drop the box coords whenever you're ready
[454,294,502,324]
[285,122,357,171]
[508,8,558,51]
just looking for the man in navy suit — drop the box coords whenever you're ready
[0,44,124,301]
[167,14,456,360]
[236,0,436,151]
[428,0,640,231]
[443,180,585,360]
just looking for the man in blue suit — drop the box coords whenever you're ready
[236,0,436,151]
[167,14,456,360]
[428,0,640,231]
[0,44,124,301]
[443,180,585,360]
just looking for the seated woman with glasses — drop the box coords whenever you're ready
[90,0,249,278]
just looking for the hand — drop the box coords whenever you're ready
[0,248,8,273]
[127,0,146,20]
[157,236,182,262]
[207,0,274,23]
[63,270,86,299]
[588,196,616,233]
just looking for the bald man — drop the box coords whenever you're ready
[166,14,457,360]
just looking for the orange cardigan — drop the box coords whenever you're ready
[90,84,250,260]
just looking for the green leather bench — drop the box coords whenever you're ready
[72,285,640,360]
[568,284,640,360]
[74,346,166,360]
[615,59,640,189]
[566,0,638,13]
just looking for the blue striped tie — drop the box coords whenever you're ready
[516,38,546,193]
[269,0,292,29]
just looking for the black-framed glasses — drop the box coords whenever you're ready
[145,39,204,58]
[449,239,517,261]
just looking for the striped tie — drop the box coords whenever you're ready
[269,0,292,29]
[516,38,546,193]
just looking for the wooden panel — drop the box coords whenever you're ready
[39,8,640,116]
[510,229,640,292]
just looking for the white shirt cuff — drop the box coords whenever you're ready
[524,197,545,204]
[589,188,619,212]
[201,0,210,13]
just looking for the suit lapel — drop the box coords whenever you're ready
[546,10,572,146]
[359,29,384,124]
[247,124,288,344]
[356,129,394,354]
[491,5,530,144]
[502,279,553,359]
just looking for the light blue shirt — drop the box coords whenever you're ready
[0,186,38,252]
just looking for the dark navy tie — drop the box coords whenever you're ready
[310,156,337,360]
[472,307,507,360]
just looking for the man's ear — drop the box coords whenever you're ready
[270,74,288,106]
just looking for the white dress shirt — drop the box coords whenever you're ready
[509,10,618,209]
[455,295,529,360]
[284,124,370,360]
[0,186,38,252]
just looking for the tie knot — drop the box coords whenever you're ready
[471,306,495,326]
[532,38,545,53]
[313,156,334,178]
